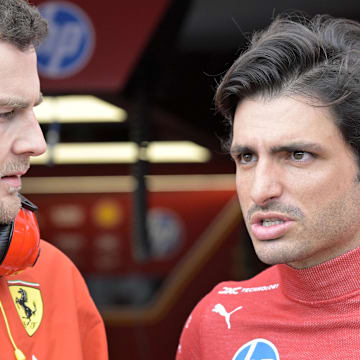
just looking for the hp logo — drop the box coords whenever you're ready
[37,1,95,78]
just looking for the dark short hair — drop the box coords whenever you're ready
[0,0,48,50]
[215,14,360,161]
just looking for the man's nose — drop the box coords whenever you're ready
[250,159,283,206]
[12,111,47,157]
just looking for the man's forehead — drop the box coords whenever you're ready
[231,123,319,152]
[234,95,334,123]
[232,96,342,148]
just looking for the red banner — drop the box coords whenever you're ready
[33,0,170,92]
[28,190,236,275]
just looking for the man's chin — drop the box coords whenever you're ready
[253,243,296,266]
[0,193,21,224]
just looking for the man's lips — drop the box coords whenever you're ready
[250,213,295,240]
[0,173,25,188]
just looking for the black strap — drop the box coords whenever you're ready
[0,223,12,264]
[18,194,38,212]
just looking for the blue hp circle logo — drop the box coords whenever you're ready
[37,1,95,78]
[147,208,183,259]
[232,339,280,360]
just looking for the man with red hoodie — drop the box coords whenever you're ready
[0,1,107,359]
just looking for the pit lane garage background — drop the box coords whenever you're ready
[23,0,358,358]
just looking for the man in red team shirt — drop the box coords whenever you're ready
[0,1,108,359]
[177,15,360,360]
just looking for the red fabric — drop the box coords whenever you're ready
[0,240,108,359]
[177,246,360,359]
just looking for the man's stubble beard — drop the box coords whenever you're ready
[0,157,30,224]
[0,192,21,224]
[244,176,360,268]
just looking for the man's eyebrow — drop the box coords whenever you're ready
[270,142,324,154]
[0,92,43,108]
[229,142,324,156]
[229,145,255,155]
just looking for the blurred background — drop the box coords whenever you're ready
[25,0,360,358]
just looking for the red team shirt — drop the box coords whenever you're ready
[177,245,360,359]
[0,240,108,360]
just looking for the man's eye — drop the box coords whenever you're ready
[0,110,15,120]
[239,153,256,164]
[291,151,312,161]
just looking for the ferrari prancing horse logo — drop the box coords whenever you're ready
[8,284,43,336]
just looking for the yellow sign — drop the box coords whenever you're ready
[92,199,123,229]
[9,285,43,336]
